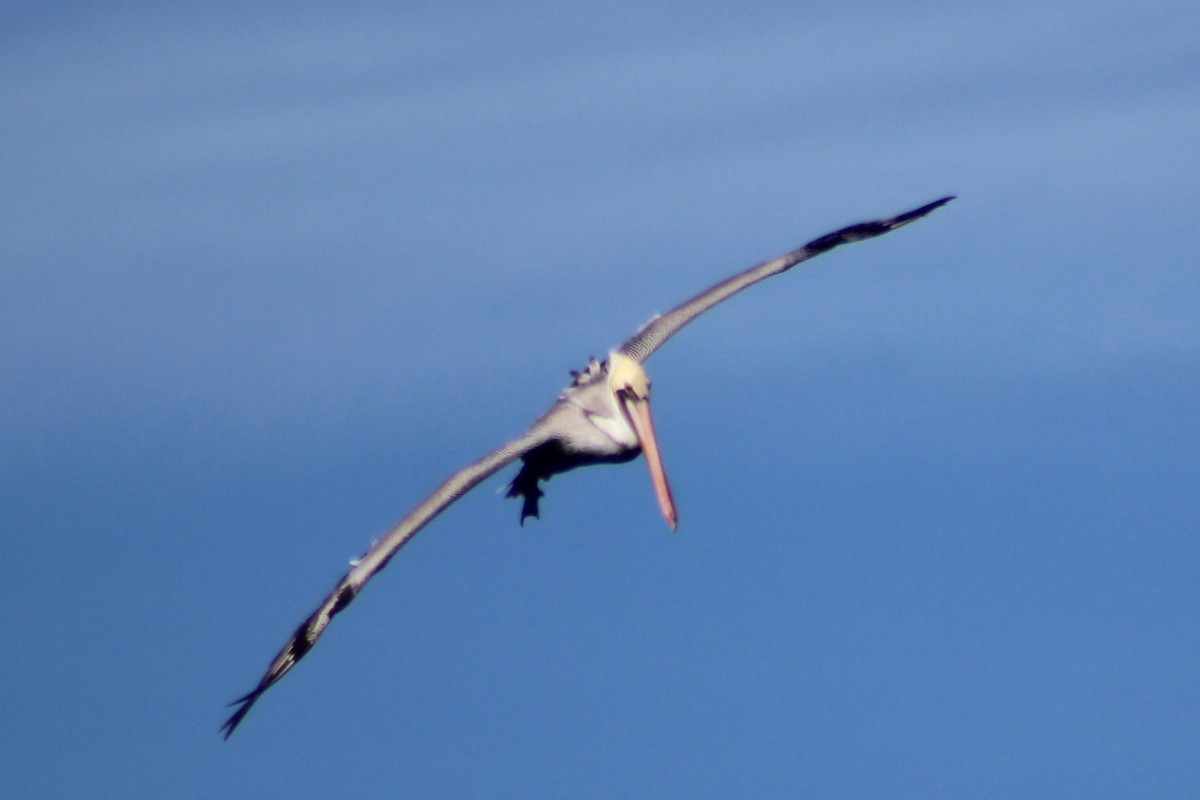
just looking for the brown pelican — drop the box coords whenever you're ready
[220,195,953,737]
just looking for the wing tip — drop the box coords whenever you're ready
[219,613,317,739]
[891,195,956,227]
[219,693,258,739]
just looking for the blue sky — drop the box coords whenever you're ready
[3,2,1198,797]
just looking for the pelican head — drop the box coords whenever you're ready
[607,350,651,399]
[608,351,677,531]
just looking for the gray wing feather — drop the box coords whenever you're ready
[619,196,954,363]
[221,424,554,737]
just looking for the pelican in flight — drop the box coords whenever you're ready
[221,195,953,737]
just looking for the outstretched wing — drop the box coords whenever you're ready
[618,196,954,364]
[220,425,554,738]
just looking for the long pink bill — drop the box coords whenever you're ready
[621,394,678,531]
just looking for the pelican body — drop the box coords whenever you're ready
[221,196,953,737]
[507,351,676,529]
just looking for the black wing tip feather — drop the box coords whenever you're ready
[219,693,259,739]
[219,658,291,738]
[892,195,955,227]
[220,617,316,738]
[805,195,955,256]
